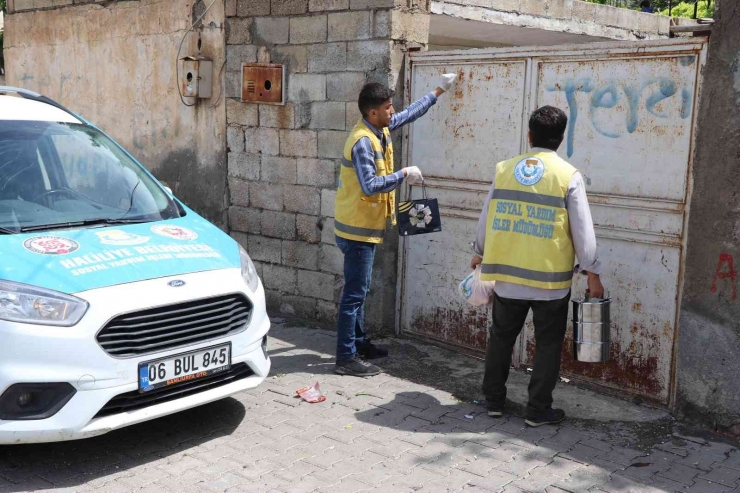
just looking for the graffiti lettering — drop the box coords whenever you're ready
[710,253,737,300]
[547,77,694,157]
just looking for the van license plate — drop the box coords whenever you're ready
[138,343,231,393]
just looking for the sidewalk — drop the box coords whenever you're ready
[0,320,738,493]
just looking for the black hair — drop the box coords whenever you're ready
[640,0,651,7]
[358,83,394,117]
[529,105,568,151]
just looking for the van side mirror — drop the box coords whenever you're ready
[164,186,173,196]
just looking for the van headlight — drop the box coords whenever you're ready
[0,281,88,327]
[239,245,260,292]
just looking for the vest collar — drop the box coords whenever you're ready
[530,147,557,154]
[362,118,385,139]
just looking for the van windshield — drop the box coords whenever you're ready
[0,121,181,233]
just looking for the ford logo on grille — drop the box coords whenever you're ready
[168,280,186,287]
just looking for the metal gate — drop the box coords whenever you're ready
[397,39,706,405]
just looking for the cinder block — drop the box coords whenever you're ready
[280,130,318,157]
[346,102,362,129]
[249,182,284,211]
[245,127,280,156]
[282,241,319,270]
[227,127,245,153]
[263,264,298,294]
[247,234,282,264]
[237,0,270,17]
[307,43,347,73]
[228,178,250,207]
[227,100,259,127]
[321,189,337,217]
[265,289,282,312]
[272,45,308,73]
[253,17,290,45]
[319,243,344,274]
[290,15,328,44]
[225,0,237,17]
[328,11,372,42]
[228,152,260,181]
[310,102,346,131]
[318,131,349,159]
[230,231,248,250]
[272,0,308,15]
[284,185,321,215]
[227,45,257,72]
[229,206,261,234]
[327,72,366,102]
[280,295,317,318]
[261,211,297,240]
[226,18,253,45]
[226,74,242,99]
[321,218,337,245]
[288,74,327,102]
[262,156,298,184]
[350,0,396,8]
[373,9,391,37]
[297,270,336,301]
[298,159,336,187]
[347,40,390,72]
[14,0,72,11]
[309,0,348,11]
[316,300,338,323]
[260,104,296,129]
[297,214,321,244]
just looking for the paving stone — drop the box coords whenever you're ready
[686,478,735,493]
[658,462,704,485]
[698,465,740,488]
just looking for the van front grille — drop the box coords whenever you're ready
[96,294,252,358]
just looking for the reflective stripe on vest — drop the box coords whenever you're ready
[480,151,577,290]
[334,120,396,244]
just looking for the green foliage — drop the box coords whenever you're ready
[660,1,714,18]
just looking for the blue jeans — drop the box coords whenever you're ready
[335,235,376,362]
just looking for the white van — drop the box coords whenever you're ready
[0,87,270,444]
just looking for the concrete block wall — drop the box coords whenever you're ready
[225,0,430,329]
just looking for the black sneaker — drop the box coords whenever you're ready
[335,355,381,377]
[486,401,505,418]
[525,408,565,427]
[357,339,389,359]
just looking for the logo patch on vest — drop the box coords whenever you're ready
[514,157,545,186]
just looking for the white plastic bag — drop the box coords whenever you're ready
[459,265,495,306]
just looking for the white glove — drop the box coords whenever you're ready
[438,73,457,92]
[403,166,423,185]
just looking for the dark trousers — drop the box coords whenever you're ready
[334,236,375,362]
[482,292,571,414]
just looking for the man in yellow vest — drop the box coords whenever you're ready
[470,106,605,426]
[334,75,457,376]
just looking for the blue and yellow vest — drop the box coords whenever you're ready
[334,120,396,244]
[481,151,577,289]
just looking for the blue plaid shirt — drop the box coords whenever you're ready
[352,93,437,196]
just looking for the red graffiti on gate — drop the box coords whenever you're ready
[710,253,737,300]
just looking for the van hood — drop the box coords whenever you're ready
[1,214,241,294]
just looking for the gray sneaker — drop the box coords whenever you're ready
[335,355,380,377]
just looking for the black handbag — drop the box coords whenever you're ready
[397,184,442,237]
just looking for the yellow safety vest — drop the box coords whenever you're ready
[334,120,396,244]
[480,151,577,289]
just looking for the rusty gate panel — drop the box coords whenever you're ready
[400,40,706,404]
[399,61,527,353]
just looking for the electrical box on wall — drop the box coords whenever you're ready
[242,63,285,104]
[180,56,213,99]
